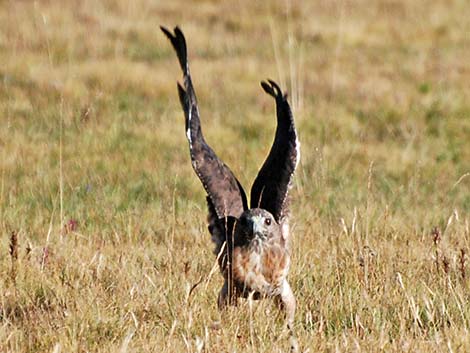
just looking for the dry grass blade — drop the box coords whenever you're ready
[1,0,470,352]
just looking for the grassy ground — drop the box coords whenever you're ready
[1,0,470,352]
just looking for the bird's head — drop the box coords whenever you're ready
[236,208,279,243]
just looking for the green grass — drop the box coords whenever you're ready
[1,0,470,352]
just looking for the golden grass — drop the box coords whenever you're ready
[1,0,470,352]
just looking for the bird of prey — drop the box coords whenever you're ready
[161,26,300,342]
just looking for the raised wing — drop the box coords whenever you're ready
[250,80,300,222]
[161,26,248,219]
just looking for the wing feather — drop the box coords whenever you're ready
[250,80,300,222]
[161,26,248,220]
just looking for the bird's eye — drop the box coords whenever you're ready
[264,218,271,226]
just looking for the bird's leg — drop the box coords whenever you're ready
[275,280,298,352]
[217,279,238,309]
[275,280,295,328]
[217,280,229,309]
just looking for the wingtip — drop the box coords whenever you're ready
[267,79,281,92]
[260,81,273,95]
[271,80,283,97]
[161,25,188,73]
[160,25,185,42]
[261,79,283,98]
[160,25,172,39]
[174,26,184,37]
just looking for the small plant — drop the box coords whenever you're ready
[9,230,19,283]
[63,218,79,234]
[442,255,450,276]
[459,248,466,280]
[431,227,441,273]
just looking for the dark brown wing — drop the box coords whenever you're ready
[161,26,248,220]
[250,80,299,222]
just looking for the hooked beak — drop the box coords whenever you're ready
[248,218,264,239]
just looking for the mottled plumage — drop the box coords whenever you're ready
[162,26,300,350]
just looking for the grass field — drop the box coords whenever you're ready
[1,0,470,352]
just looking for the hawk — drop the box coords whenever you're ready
[161,26,300,341]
